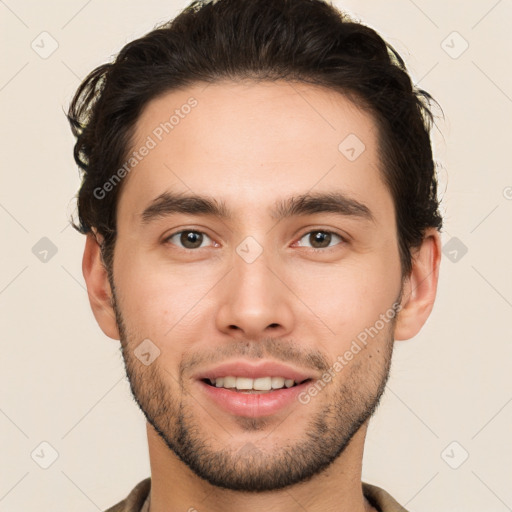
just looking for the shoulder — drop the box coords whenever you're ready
[362,481,410,512]
[104,478,151,512]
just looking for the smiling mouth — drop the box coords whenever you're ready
[202,376,311,393]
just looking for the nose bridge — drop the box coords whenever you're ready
[234,248,273,305]
[215,238,294,337]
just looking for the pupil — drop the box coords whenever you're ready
[181,231,202,248]
[311,231,330,248]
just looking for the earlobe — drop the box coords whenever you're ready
[82,231,120,340]
[394,229,442,341]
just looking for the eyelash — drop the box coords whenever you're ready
[163,229,347,252]
[295,230,346,252]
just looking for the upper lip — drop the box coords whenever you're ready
[194,360,315,383]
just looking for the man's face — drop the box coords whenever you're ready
[109,81,403,491]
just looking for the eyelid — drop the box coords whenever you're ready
[163,228,217,249]
[294,229,348,250]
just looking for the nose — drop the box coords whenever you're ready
[215,247,295,340]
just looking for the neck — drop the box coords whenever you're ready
[145,422,377,512]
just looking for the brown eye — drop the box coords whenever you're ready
[166,230,211,249]
[298,230,344,250]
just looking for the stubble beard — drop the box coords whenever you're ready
[110,282,396,492]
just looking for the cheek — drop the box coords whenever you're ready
[114,253,219,339]
[287,256,400,341]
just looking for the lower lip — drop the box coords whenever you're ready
[197,380,310,418]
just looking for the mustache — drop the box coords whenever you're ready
[179,337,331,376]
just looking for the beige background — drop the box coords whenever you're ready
[1,0,511,510]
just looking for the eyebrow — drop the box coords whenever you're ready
[140,191,374,225]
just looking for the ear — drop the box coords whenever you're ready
[394,228,442,341]
[82,231,120,340]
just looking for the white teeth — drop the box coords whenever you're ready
[253,377,272,391]
[223,376,236,388]
[271,377,285,389]
[235,377,253,390]
[210,376,299,391]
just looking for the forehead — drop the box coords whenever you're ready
[119,80,391,221]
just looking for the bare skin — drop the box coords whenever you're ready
[83,80,441,512]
